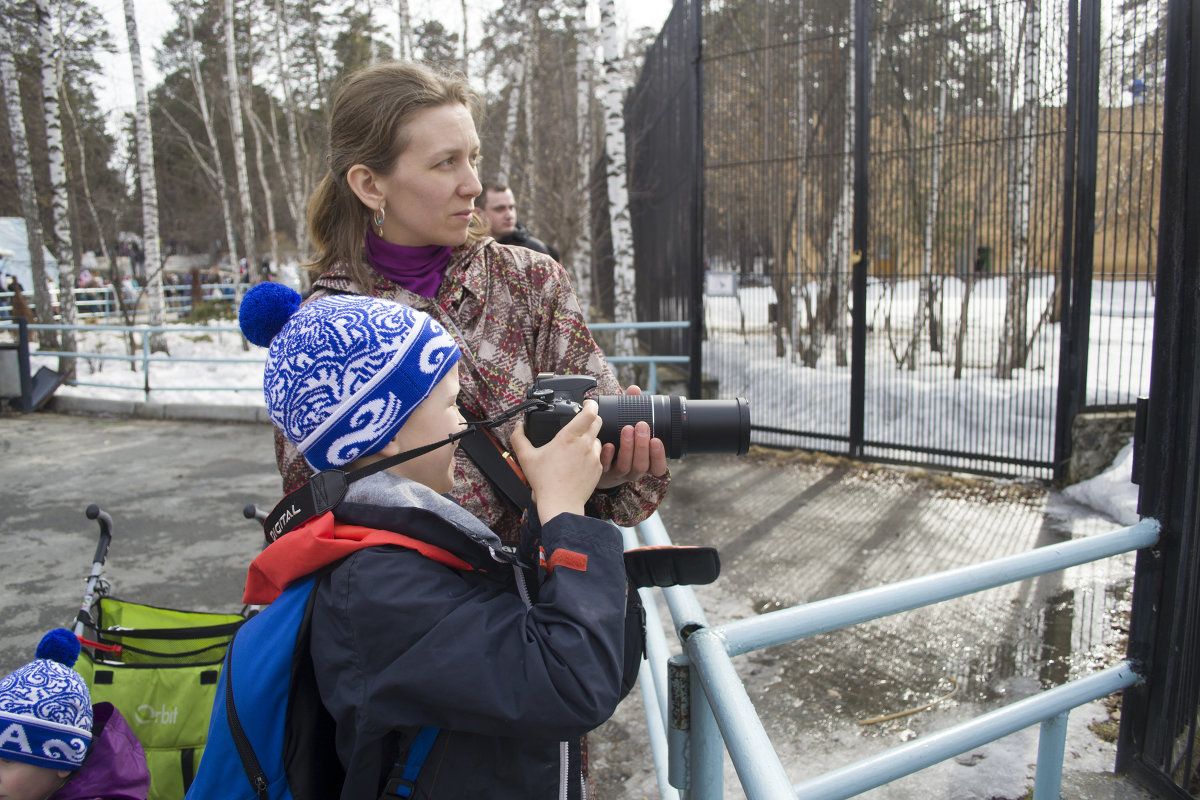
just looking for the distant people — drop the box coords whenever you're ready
[474,182,561,261]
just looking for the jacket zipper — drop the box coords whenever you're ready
[560,739,570,800]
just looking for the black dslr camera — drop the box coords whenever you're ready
[524,373,750,458]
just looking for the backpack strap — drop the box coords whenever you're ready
[223,645,270,800]
[379,726,440,799]
[457,406,532,512]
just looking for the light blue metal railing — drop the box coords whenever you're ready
[587,320,690,393]
[0,319,693,399]
[0,322,260,397]
[623,513,1160,800]
[1,284,239,321]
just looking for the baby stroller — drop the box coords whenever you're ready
[71,504,253,800]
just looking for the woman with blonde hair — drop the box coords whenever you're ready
[277,59,669,542]
[267,59,668,798]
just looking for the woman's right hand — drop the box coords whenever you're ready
[509,399,603,524]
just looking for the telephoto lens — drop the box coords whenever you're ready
[523,373,751,458]
[593,394,750,458]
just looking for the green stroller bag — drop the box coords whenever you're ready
[74,596,245,800]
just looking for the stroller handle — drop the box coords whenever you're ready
[85,504,113,567]
[76,505,115,637]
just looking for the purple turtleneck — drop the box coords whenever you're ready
[365,229,452,298]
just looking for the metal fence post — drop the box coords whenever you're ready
[1033,712,1069,800]
[689,661,724,800]
[848,0,871,459]
[15,317,31,413]
[142,331,151,399]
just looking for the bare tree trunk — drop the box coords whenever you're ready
[997,0,1040,378]
[224,0,256,290]
[36,0,77,375]
[904,77,947,370]
[498,63,524,185]
[831,19,854,367]
[598,0,637,371]
[570,0,594,316]
[273,0,308,271]
[397,0,412,60]
[184,0,238,279]
[794,1,818,367]
[244,18,279,278]
[122,0,167,352]
[522,2,539,230]
[1,24,59,349]
[460,0,469,76]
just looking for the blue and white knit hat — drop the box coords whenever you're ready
[0,629,93,770]
[239,283,461,471]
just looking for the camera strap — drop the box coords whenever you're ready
[458,406,533,513]
[263,400,546,543]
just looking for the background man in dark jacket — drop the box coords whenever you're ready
[475,182,561,261]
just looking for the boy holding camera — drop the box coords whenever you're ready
[232,283,630,799]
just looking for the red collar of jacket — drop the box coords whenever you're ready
[243,511,475,605]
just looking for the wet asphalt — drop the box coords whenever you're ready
[0,407,1159,799]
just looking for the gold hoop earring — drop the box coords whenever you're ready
[374,204,386,237]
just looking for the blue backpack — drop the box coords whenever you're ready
[184,574,436,800]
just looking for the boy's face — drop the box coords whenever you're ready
[0,758,70,800]
[385,366,465,494]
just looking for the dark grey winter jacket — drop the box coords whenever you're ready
[309,474,629,800]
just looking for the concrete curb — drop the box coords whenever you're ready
[45,394,272,424]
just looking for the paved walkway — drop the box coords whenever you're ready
[0,401,1159,799]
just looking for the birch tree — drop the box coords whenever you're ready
[0,23,59,349]
[828,18,854,368]
[953,7,1012,379]
[598,0,636,367]
[497,60,523,185]
[570,0,594,316]
[243,14,279,276]
[996,0,1040,378]
[792,0,815,366]
[36,0,78,375]
[182,0,238,279]
[460,0,470,76]
[273,0,308,263]
[223,0,256,286]
[398,0,412,60]
[122,0,168,352]
[521,1,539,231]
[901,75,947,370]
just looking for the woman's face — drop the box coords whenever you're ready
[376,103,482,248]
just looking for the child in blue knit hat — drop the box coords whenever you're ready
[196,283,633,799]
[0,629,148,800]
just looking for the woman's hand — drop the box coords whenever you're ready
[510,399,604,524]
[595,385,669,490]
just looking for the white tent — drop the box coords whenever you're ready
[0,217,59,292]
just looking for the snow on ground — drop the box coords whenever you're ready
[1062,441,1139,526]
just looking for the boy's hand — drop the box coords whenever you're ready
[595,385,669,490]
[510,399,604,524]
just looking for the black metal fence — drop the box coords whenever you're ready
[625,0,1164,480]
[625,0,703,372]
[1120,0,1200,794]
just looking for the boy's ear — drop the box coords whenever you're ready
[345,164,384,210]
